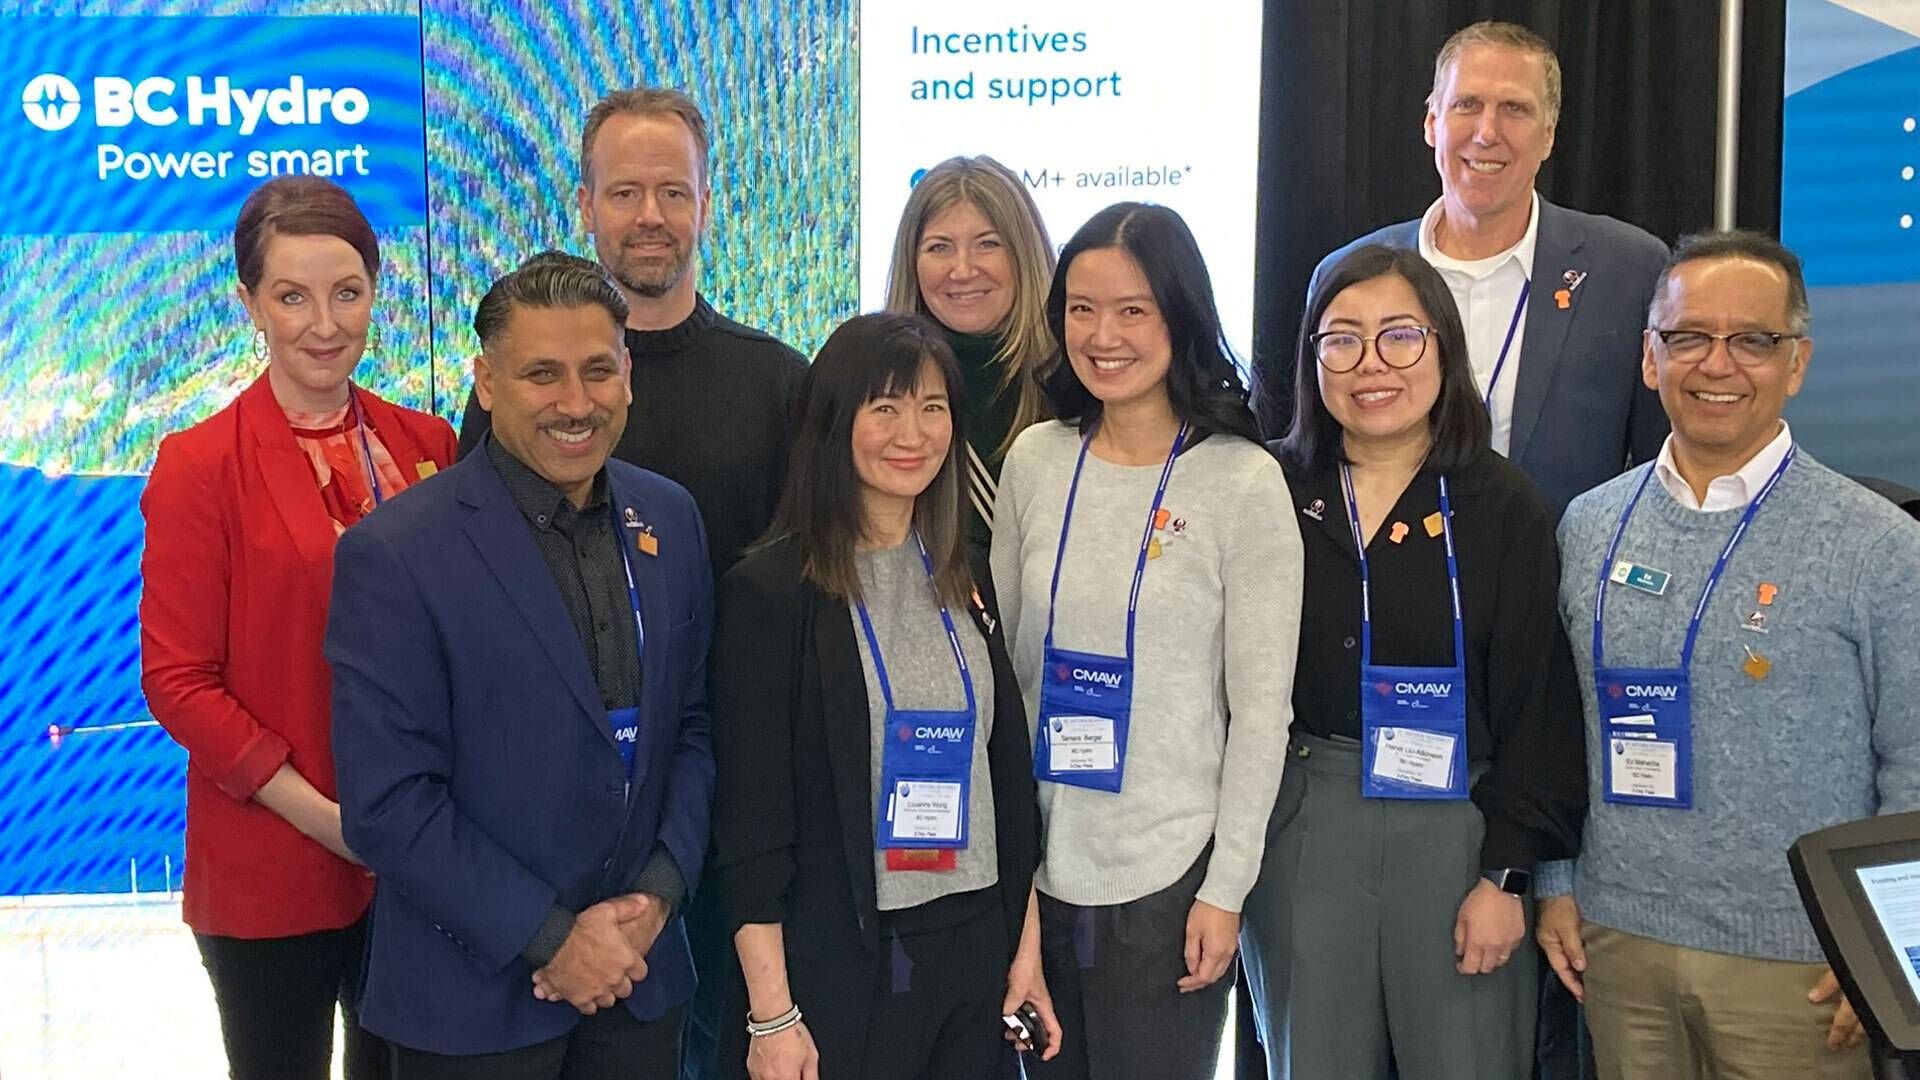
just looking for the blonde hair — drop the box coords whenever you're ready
[1429,20,1561,128]
[883,155,1055,459]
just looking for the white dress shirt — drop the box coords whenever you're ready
[1653,421,1794,512]
[1418,192,1540,456]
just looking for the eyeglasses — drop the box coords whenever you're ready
[1309,325,1434,373]
[1651,329,1803,366]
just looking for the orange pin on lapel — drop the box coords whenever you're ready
[1757,583,1778,606]
[1388,522,1409,544]
[1423,511,1444,538]
[1153,508,1171,530]
[1559,269,1588,310]
[637,530,659,557]
[1743,644,1771,681]
[1147,537,1163,560]
[415,460,438,480]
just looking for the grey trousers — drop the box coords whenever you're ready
[1240,732,1535,1080]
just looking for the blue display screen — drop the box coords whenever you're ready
[0,0,856,897]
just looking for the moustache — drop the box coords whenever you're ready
[538,414,611,435]
[620,229,678,248]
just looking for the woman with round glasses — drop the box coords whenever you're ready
[1240,244,1585,1080]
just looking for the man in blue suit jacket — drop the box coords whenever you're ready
[1305,21,1669,519]
[329,251,713,1078]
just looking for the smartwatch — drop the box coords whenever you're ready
[1482,867,1532,896]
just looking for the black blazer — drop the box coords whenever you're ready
[709,535,1038,1069]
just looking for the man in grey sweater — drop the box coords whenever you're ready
[1536,230,1920,1080]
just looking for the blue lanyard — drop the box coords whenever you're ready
[348,387,384,508]
[1592,446,1797,671]
[1482,280,1530,412]
[1339,466,1466,667]
[1043,422,1189,659]
[609,504,649,669]
[853,531,977,719]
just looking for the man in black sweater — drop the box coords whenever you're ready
[457,88,807,1079]
[459,87,806,585]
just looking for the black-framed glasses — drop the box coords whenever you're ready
[1651,329,1803,367]
[1309,325,1434,373]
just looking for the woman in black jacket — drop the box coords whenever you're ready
[711,312,1056,1080]
[1241,245,1586,1079]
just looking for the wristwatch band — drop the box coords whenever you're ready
[1483,867,1532,895]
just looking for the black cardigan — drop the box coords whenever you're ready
[709,536,1039,1068]
[1280,445,1588,872]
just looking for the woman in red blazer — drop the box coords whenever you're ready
[139,175,455,1080]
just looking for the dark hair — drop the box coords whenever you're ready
[472,250,630,349]
[1650,229,1810,334]
[581,87,710,187]
[762,313,973,606]
[233,176,379,291]
[1277,245,1490,473]
[1040,202,1259,445]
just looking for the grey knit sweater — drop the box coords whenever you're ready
[850,539,999,911]
[990,421,1302,912]
[1539,451,1920,961]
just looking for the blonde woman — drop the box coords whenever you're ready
[885,155,1056,555]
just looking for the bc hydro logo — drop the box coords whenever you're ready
[21,73,81,131]
[21,75,372,136]
[1,15,426,236]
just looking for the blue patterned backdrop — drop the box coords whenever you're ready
[0,0,856,895]
[1780,0,1920,488]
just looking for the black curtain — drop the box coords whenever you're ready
[1249,0,1788,435]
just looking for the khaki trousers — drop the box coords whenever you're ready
[1581,920,1870,1080]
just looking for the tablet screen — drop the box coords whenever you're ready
[1855,859,1920,1009]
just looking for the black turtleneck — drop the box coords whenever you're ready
[460,295,808,581]
[943,328,1020,559]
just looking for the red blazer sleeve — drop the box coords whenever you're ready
[139,433,291,800]
[421,415,456,470]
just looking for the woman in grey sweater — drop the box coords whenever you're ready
[990,203,1303,1079]
[712,314,1056,1080]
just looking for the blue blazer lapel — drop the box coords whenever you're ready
[1512,200,1588,463]
[455,455,611,738]
[606,469,673,782]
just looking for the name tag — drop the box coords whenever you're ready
[1047,715,1116,772]
[1370,727,1457,790]
[887,780,963,842]
[1609,560,1671,596]
[1609,736,1678,800]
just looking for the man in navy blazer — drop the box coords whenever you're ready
[1306,21,1669,518]
[329,251,713,1077]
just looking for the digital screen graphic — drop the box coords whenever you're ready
[857,0,1264,363]
[0,0,855,904]
[1781,0,1920,488]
